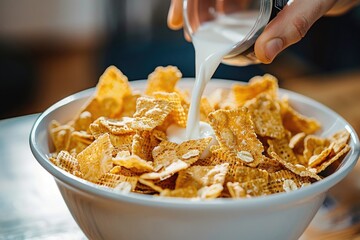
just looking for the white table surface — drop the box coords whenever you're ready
[0,115,358,239]
[0,114,85,239]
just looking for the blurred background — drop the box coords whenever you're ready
[0,1,359,238]
[0,0,359,130]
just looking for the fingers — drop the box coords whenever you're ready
[168,0,184,30]
[254,0,338,64]
[327,0,360,15]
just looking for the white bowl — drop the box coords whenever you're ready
[30,79,360,240]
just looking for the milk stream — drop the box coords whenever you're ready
[167,13,258,153]
[187,13,258,138]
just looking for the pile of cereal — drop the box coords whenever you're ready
[49,65,351,199]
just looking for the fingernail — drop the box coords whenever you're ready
[265,38,283,62]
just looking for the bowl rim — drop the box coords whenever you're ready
[29,78,360,210]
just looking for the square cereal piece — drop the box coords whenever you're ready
[330,129,350,153]
[209,145,241,166]
[303,135,330,161]
[140,159,188,181]
[280,97,321,135]
[238,178,269,197]
[49,123,74,153]
[152,140,178,171]
[152,138,212,171]
[131,97,173,130]
[145,66,182,95]
[175,163,229,190]
[113,154,154,173]
[90,117,135,136]
[153,92,187,127]
[55,150,80,175]
[244,93,285,139]
[308,144,334,168]
[270,152,321,181]
[267,169,311,194]
[267,138,300,165]
[138,178,164,193]
[315,144,351,174]
[227,182,247,198]
[73,66,132,130]
[73,111,93,132]
[68,131,94,154]
[109,134,134,151]
[232,74,278,106]
[289,132,306,154]
[257,156,284,173]
[132,130,165,161]
[228,166,269,184]
[176,137,213,165]
[197,184,224,199]
[160,186,198,198]
[96,173,138,192]
[176,164,228,199]
[137,174,178,194]
[209,107,264,167]
[120,92,141,117]
[77,133,114,182]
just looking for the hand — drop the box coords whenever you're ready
[168,0,359,64]
[168,0,183,30]
[254,0,360,63]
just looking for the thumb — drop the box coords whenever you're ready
[168,0,184,30]
[254,0,337,64]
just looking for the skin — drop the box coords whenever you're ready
[168,0,360,64]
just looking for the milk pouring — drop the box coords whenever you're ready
[167,0,288,156]
[184,0,289,66]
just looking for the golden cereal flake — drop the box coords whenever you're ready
[73,66,132,129]
[267,138,299,165]
[160,186,198,198]
[138,178,164,193]
[330,130,350,153]
[55,150,80,175]
[244,94,285,139]
[112,154,154,172]
[280,97,321,135]
[232,74,278,106]
[198,184,224,199]
[270,152,321,181]
[96,173,138,191]
[227,182,246,198]
[209,107,264,167]
[145,66,182,95]
[175,164,229,190]
[131,130,165,161]
[289,132,306,153]
[77,133,114,182]
[153,92,187,127]
[132,97,173,130]
[90,117,135,136]
[315,144,350,173]
[140,160,189,181]
[120,92,141,117]
[49,123,74,153]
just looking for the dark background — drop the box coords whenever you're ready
[0,0,359,119]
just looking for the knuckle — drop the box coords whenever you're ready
[292,15,310,40]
